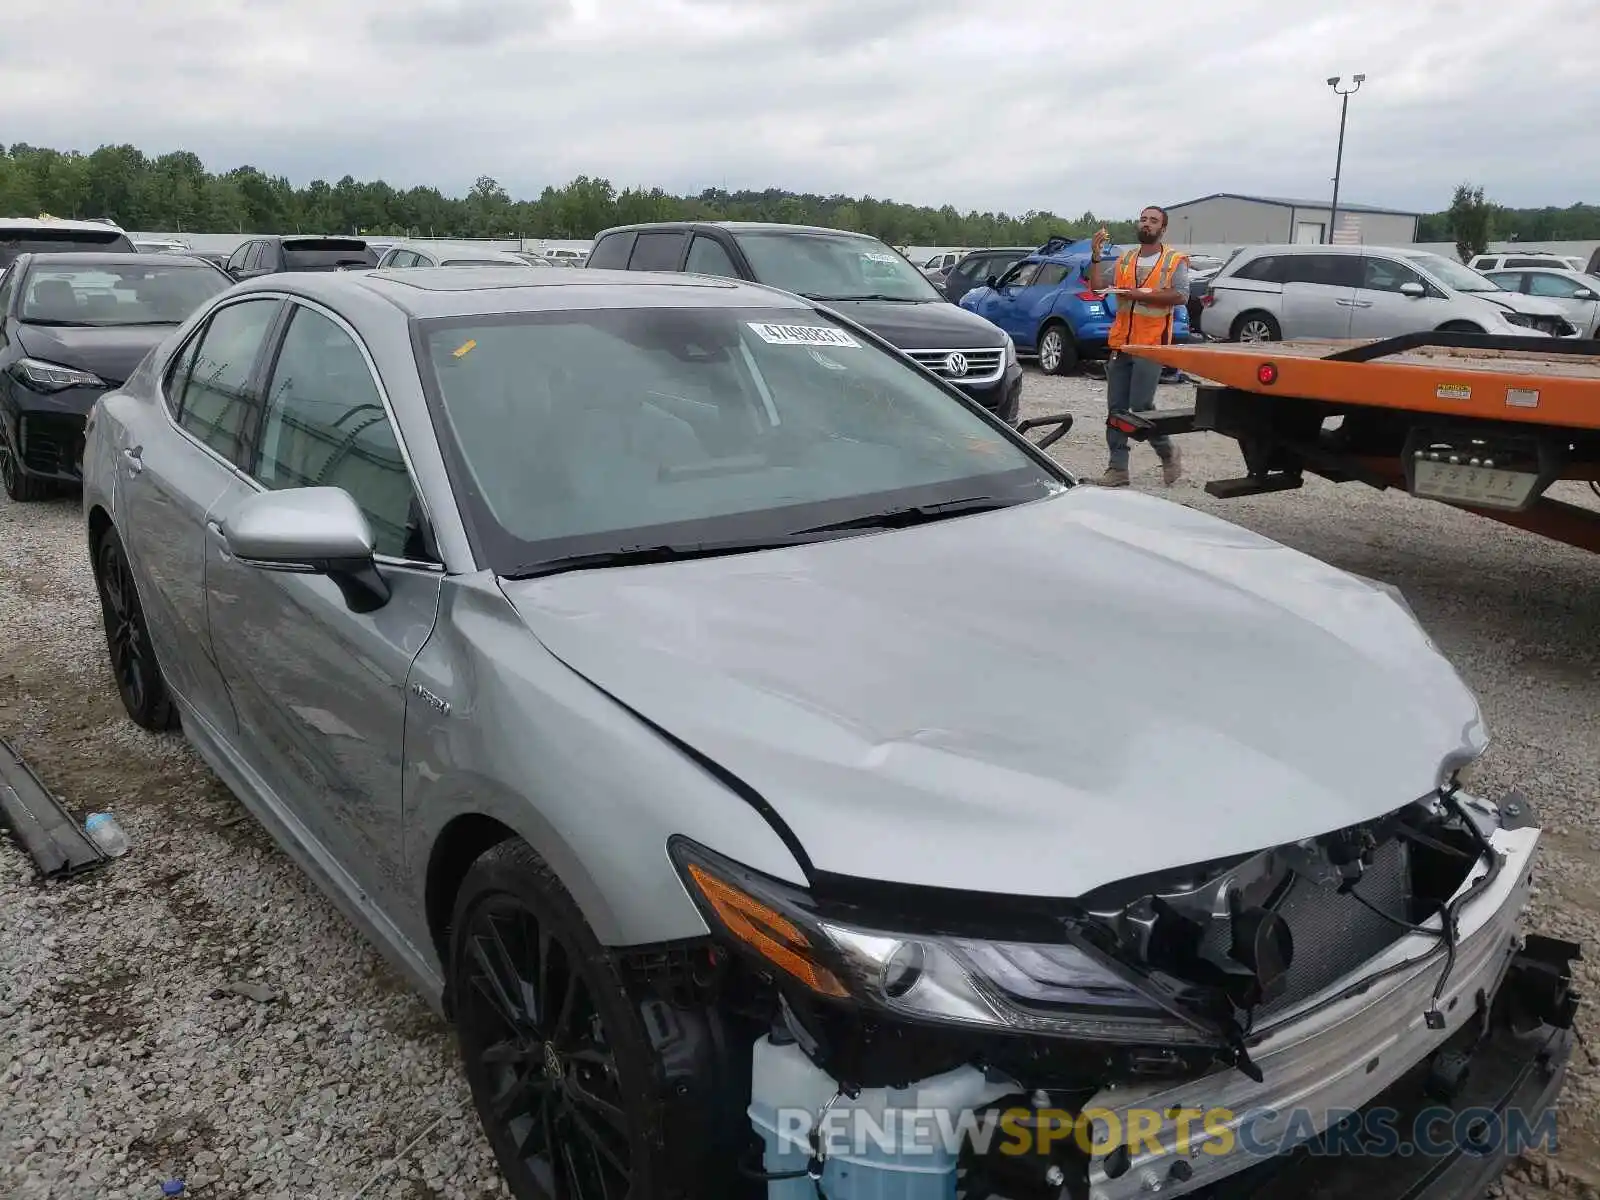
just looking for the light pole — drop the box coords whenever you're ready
[1326,74,1365,244]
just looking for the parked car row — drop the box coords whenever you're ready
[69,255,1577,1200]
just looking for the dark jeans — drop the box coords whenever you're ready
[1105,351,1173,471]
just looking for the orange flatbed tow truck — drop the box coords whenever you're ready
[1091,332,1600,554]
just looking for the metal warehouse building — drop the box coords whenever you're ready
[1162,193,1421,247]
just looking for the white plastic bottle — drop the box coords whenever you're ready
[84,813,129,858]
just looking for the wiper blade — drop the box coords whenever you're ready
[790,496,1008,535]
[801,292,925,303]
[21,318,88,327]
[506,539,800,580]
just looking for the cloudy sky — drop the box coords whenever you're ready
[5,0,1598,218]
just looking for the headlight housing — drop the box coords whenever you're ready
[671,839,1214,1046]
[1003,334,1018,368]
[11,357,106,393]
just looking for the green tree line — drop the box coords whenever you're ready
[3,142,1596,247]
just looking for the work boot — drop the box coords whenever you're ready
[1161,448,1184,487]
[1095,467,1130,487]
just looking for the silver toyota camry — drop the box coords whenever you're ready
[81,267,1576,1200]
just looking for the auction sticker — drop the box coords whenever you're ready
[748,322,860,348]
[1435,383,1472,400]
[1506,387,1540,408]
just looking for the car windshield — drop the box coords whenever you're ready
[1402,252,1501,293]
[19,261,231,326]
[0,227,136,266]
[731,230,942,302]
[415,305,1058,573]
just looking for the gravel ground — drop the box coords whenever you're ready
[2,366,1597,1199]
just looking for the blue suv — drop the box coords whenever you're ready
[959,237,1190,374]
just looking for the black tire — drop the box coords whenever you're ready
[93,526,179,731]
[1037,322,1078,375]
[1231,311,1281,343]
[0,441,48,502]
[450,840,689,1200]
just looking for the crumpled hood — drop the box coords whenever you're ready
[17,322,173,387]
[503,488,1485,898]
[1478,291,1567,319]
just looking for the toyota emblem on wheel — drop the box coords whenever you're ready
[944,352,969,377]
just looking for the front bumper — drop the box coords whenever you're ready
[2,383,102,482]
[1077,820,1556,1200]
[957,361,1024,421]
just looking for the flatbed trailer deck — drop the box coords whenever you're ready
[1097,332,1600,553]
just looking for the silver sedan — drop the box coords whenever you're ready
[1482,265,1600,337]
[80,267,1571,1200]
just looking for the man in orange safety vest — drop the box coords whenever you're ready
[1084,206,1187,487]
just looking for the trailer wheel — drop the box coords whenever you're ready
[1231,312,1280,343]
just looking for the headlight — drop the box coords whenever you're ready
[672,839,1210,1045]
[12,357,106,392]
[1003,335,1018,368]
[1500,311,1535,329]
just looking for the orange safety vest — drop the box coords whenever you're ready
[1107,245,1187,350]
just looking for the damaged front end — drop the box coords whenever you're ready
[662,783,1579,1200]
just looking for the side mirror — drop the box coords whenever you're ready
[1575,288,1597,301]
[218,487,390,612]
[1399,282,1425,298]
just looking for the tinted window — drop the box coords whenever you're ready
[1230,254,1286,283]
[246,242,271,271]
[628,231,688,271]
[383,249,415,268]
[1033,263,1070,288]
[175,298,279,466]
[281,239,377,270]
[415,306,1056,571]
[685,234,740,278]
[732,230,941,301]
[1282,254,1360,288]
[226,242,253,272]
[1528,273,1591,299]
[586,233,635,270]
[0,227,135,267]
[1483,272,1524,292]
[1360,257,1426,293]
[257,305,422,559]
[0,268,16,317]
[163,326,203,418]
[19,261,230,326]
[1507,257,1562,269]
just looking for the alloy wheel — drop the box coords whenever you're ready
[1039,329,1062,372]
[97,538,149,716]
[1239,319,1275,343]
[456,893,633,1199]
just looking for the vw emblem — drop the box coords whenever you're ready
[944,352,969,378]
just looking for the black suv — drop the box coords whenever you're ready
[223,235,378,280]
[586,221,1024,422]
[939,246,1034,305]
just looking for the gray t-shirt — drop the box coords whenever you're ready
[1087,248,1190,296]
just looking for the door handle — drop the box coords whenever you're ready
[121,446,143,474]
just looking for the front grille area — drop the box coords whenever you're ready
[19,414,87,479]
[904,347,1006,384]
[1201,838,1412,1018]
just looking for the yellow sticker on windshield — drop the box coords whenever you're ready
[452,339,478,358]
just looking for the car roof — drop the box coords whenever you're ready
[231,266,818,319]
[595,220,881,240]
[15,251,218,268]
[0,217,128,233]
[383,241,528,261]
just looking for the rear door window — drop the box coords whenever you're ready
[685,234,740,278]
[1283,254,1360,288]
[1033,263,1070,288]
[586,232,635,270]
[1230,254,1287,284]
[628,231,688,272]
[173,297,281,467]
